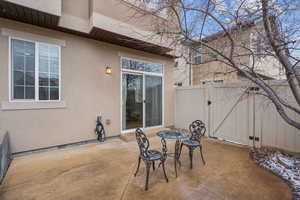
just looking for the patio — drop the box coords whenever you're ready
[0,136,291,200]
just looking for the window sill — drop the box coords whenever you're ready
[1,101,66,111]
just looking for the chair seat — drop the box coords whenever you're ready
[141,150,163,161]
[182,139,201,147]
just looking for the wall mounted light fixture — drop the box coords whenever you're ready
[105,66,112,75]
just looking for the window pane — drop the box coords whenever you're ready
[25,86,35,99]
[12,40,24,55]
[50,58,59,73]
[25,72,35,86]
[195,56,201,64]
[39,58,49,73]
[13,86,24,99]
[38,43,60,101]
[25,56,35,72]
[39,72,49,87]
[50,74,59,87]
[24,42,35,56]
[13,71,24,86]
[122,74,143,130]
[39,44,49,57]
[39,87,49,100]
[49,45,59,59]
[194,48,201,56]
[13,55,24,71]
[145,75,162,127]
[50,87,59,100]
[121,58,163,74]
[12,39,36,100]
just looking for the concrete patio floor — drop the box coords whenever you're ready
[0,137,292,200]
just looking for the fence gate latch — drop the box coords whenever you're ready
[249,136,259,141]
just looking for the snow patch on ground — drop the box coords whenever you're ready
[251,148,300,200]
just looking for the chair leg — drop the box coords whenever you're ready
[199,146,206,165]
[152,161,155,171]
[174,140,180,177]
[144,161,151,191]
[179,143,183,160]
[134,156,141,176]
[161,159,168,182]
[189,147,194,169]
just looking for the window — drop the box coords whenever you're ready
[251,33,271,59]
[140,0,162,9]
[11,38,60,101]
[255,37,264,58]
[122,58,163,74]
[202,79,224,84]
[194,48,201,64]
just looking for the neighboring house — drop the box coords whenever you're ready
[181,20,285,85]
[173,46,191,87]
[0,0,177,153]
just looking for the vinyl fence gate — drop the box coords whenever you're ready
[175,82,300,153]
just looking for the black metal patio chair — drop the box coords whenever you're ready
[179,120,206,169]
[134,128,168,191]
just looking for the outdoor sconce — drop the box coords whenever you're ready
[105,66,112,75]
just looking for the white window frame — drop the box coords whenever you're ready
[9,36,61,103]
[120,56,164,134]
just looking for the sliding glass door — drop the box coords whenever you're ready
[121,58,163,131]
[122,73,143,130]
[145,75,162,127]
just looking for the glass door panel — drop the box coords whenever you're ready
[122,73,143,130]
[145,75,162,127]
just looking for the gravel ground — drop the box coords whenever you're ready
[251,148,300,200]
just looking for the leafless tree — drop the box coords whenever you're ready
[125,0,300,130]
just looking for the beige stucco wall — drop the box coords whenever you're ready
[57,0,174,48]
[59,0,91,33]
[0,18,175,153]
[192,28,251,85]
[92,0,163,32]
[193,61,239,85]
[191,23,285,85]
[6,0,62,16]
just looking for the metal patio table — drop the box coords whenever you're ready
[157,130,189,177]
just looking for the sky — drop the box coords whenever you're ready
[181,0,300,50]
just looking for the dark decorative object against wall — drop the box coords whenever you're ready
[95,117,106,142]
[0,132,12,184]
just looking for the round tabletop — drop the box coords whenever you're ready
[157,130,189,140]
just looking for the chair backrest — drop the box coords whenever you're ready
[189,120,206,142]
[135,128,149,158]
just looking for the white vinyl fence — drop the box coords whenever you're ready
[175,81,300,153]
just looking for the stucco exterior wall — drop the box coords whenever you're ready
[191,23,285,85]
[59,0,91,33]
[0,19,175,153]
[192,28,252,84]
[92,0,165,32]
[193,61,239,85]
[6,0,62,16]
